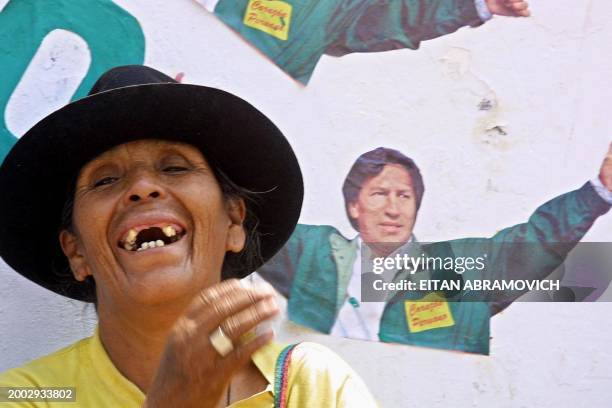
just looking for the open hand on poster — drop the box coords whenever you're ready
[600,142,612,191]
[486,0,531,17]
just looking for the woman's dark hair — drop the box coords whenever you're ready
[56,165,262,305]
[341,147,425,231]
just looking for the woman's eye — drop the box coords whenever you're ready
[93,176,118,188]
[163,166,188,173]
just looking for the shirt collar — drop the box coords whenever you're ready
[91,325,282,401]
[89,325,146,402]
[355,234,415,252]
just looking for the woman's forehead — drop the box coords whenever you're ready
[86,139,205,166]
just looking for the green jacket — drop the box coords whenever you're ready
[211,0,484,83]
[258,182,611,354]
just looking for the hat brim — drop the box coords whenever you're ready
[0,83,303,302]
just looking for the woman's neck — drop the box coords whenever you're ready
[97,301,182,393]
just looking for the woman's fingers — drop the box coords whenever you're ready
[187,279,276,329]
[219,296,278,342]
[173,279,278,362]
[224,330,275,368]
[202,290,277,380]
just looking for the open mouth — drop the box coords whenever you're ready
[118,225,186,252]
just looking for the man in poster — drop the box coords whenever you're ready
[258,145,612,354]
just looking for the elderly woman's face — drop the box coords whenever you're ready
[59,140,246,306]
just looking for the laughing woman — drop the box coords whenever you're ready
[0,66,379,407]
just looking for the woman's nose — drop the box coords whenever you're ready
[129,190,160,202]
[124,172,164,203]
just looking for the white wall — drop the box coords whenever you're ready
[1,0,612,406]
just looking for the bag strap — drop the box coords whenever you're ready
[273,343,299,408]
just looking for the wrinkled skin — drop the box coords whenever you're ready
[60,140,279,407]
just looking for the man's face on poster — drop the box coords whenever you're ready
[348,164,417,252]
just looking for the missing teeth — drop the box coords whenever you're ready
[120,225,183,252]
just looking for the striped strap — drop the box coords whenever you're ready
[273,343,299,408]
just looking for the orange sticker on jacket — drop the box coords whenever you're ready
[404,294,455,333]
[243,0,292,41]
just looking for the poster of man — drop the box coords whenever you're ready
[258,146,612,354]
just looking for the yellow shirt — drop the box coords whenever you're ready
[0,327,378,407]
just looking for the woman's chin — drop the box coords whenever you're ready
[122,268,204,306]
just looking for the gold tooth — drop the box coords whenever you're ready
[162,225,176,237]
[126,229,138,245]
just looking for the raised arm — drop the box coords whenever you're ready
[325,0,530,56]
[470,145,612,313]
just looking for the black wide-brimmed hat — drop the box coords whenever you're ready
[0,65,303,302]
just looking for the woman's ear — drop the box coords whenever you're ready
[59,230,92,282]
[225,197,247,253]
